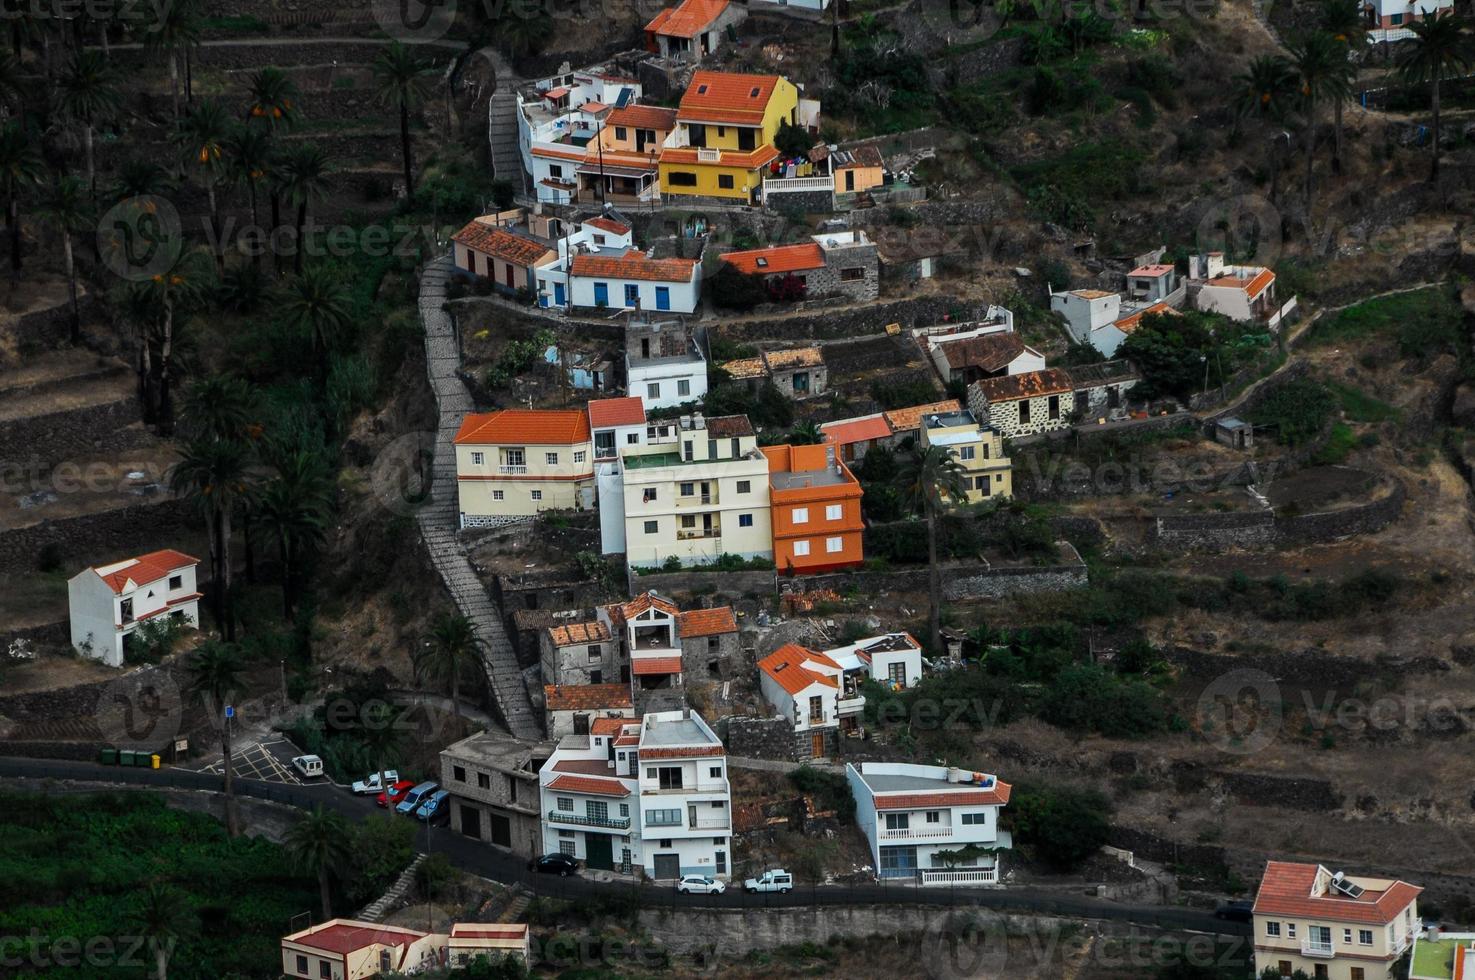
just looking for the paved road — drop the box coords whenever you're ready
[0,757,1250,938]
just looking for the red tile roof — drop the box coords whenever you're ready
[1208,267,1275,299]
[587,396,646,429]
[659,144,780,169]
[641,745,725,759]
[608,592,680,625]
[1113,301,1180,334]
[704,415,754,438]
[1251,861,1422,925]
[631,656,683,675]
[451,221,555,267]
[972,368,1074,403]
[757,643,837,695]
[547,773,630,797]
[765,347,824,370]
[646,0,730,37]
[678,607,738,637]
[679,71,782,125]
[719,243,825,276]
[938,332,1031,373]
[584,216,631,236]
[95,550,199,594]
[543,684,633,711]
[547,621,611,646]
[454,409,592,446]
[289,922,424,955]
[570,252,698,284]
[822,414,892,446]
[883,400,960,433]
[873,784,1012,809]
[591,717,632,735]
[605,104,678,132]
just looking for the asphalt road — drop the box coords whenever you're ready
[0,756,1250,937]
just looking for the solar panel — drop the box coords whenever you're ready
[1331,876,1365,898]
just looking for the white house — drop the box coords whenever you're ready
[623,317,708,410]
[1187,252,1282,324]
[846,762,1012,886]
[569,252,702,315]
[68,550,201,667]
[282,921,530,980]
[1364,0,1452,41]
[532,214,636,310]
[518,69,641,204]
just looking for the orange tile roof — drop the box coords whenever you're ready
[659,144,780,169]
[874,783,1012,809]
[1113,301,1180,334]
[720,243,824,276]
[631,656,683,675]
[678,607,737,637]
[758,643,837,695]
[1251,861,1422,925]
[454,409,592,446]
[646,0,730,37]
[530,145,588,162]
[290,923,424,956]
[822,414,892,446]
[883,400,959,433]
[95,549,199,594]
[451,221,555,267]
[721,356,767,380]
[1208,267,1275,299]
[547,773,630,797]
[584,216,631,236]
[705,415,754,438]
[972,368,1074,403]
[605,104,679,132]
[1070,288,1115,300]
[547,621,611,646]
[591,717,632,735]
[679,71,782,125]
[543,684,633,711]
[570,252,698,284]
[587,396,646,428]
[608,592,680,625]
[764,346,824,369]
[450,925,528,940]
[641,745,725,759]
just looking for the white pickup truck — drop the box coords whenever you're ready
[351,770,400,795]
[743,869,793,893]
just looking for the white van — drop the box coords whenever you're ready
[291,755,324,779]
[743,869,793,893]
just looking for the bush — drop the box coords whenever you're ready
[1009,783,1113,871]
[1037,662,1169,737]
[788,766,856,823]
[708,264,769,311]
[1250,378,1334,447]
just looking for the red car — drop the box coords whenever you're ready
[376,779,416,808]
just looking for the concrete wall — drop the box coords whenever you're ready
[627,567,777,598]
[786,546,1087,603]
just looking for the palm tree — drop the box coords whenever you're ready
[1288,32,1351,207]
[279,264,353,383]
[371,41,434,207]
[175,99,231,272]
[787,420,823,445]
[1321,0,1367,174]
[34,176,91,344]
[129,246,212,433]
[284,805,354,921]
[110,158,175,203]
[257,451,333,618]
[1236,54,1299,204]
[144,0,200,125]
[57,50,121,202]
[244,65,299,130]
[181,374,256,442]
[125,882,195,980]
[0,122,42,275]
[418,613,485,720]
[1398,12,1473,182]
[898,445,969,656]
[171,438,250,642]
[225,123,272,234]
[185,641,244,837]
[277,143,330,275]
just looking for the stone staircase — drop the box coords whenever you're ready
[356,852,428,923]
[484,50,522,185]
[416,258,542,741]
[497,884,532,922]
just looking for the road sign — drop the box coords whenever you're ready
[224,705,235,719]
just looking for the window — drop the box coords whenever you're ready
[1390,11,1402,22]
[737,480,751,493]
[793,507,808,524]
[808,696,824,723]
[586,800,608,821]
[587,646,601,664]
[960,812,988,825]
[678,379,690,396]
[624,283,639,307]
[1286,924,1296,939]
[656,286,670,311]
[840,267,864,281]
[793,540,810,556]
[296,955,308,974]
[976,476,990,495]
[1019,400,1032,424]
[826,504,842,520]
[558,840,575,855]
[718,174,734,189]
[1358,930,1372,946]
[884,813,909,830]
[646,808,681,826]
[739,513,754,528]
[656,767,683,789]
[644,520,659,534]
[668,171,698,186]
[471,451,484,465]
[1276,963,1291,978]
[644,487,658,502]
[680,482,695,497]
[647,382,661,400]
[1343,929,1352,944]
[478,772,490,789]
[925,811,940,823]
[546,452,559,465]
[960,445,976,460]
[505,774,516,801]
[709,766,722,778]
[453,765,466,782]
[681,515,696,529]
[168,574,183,590]
[1265,922,1281,937]
[1350,970,1364,980]
[320,962,332,979]
[556,796,573,812]
[493,490,504,501]
[619,803,629,816]
[574,451,586,464]
[1048,395,1060,420]
[626,433,640,444]
[615,126,627,140]
[530,490,542,501]
[826,537,843,553]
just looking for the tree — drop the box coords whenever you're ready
[110,158,174,203]
[175,99,231,272]
[57,50,120,202]
[171,438,250,640]
[257,451,333,618]
[1009,783,1112,870]
[1234,54,1295,202]
[125,883,195,980]
[773,120,813,159]
[144,0,200,126]
[707,263,769,311]
[1320,0,1367,174]
[277,143,331,275]
[226,123,273,235]
[371,41,434,207]
[1117,311,1221,401]
[279,263,353,384]
[1398,12,1473,182]
[186,641,244,837]
[1287,32,1351,207]
[244,65,299,130]
[35,176,91,344]
[285,805,354,921]
[180,375,257,443]
[129,246,213,433]
[787,420,823,445]
[898,445,969,655]
[0,122,42,275]
[417,613,485,720]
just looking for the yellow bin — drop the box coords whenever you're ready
[151,754,161,769]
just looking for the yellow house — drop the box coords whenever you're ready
[918,407,1012,504]
[659,71,800,203]
[455,409,595,526]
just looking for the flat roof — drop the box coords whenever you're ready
[923,410,976,429]
[641,715,716,747]
[771,468,848,491]
[857,771,953,793]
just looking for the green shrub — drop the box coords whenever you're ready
[1009,783,1113,871]
[1249,378,1334,447]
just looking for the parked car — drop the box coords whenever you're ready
[677,875,726,895]
[395,781,439,816]
[743,869,793,893]
[1213,900,1254,923]
[291,755,324,779]
[415,789,451,824]
[351,770,401,795]
[528,853,580,877]
[375,780,417,808]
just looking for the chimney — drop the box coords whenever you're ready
[692,412,705,429]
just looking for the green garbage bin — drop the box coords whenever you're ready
[133,751,152,768]
[98,748,118,765]
[117,750,136,767]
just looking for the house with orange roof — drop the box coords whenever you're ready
[1188,252,1285,325]
[761,442,864,575]
[578,103,677,205]
[454,409,596,525]
[720,345,828,399]
[757,642,845,758]
[846,761,1012,885]
[451,215,558,294]
[542,682,635,739]
[281,919,530,978]
[1251,860,1421,979]
[659,71,810,203]
[539,619,619,687]
[598,591,685,714]
[644,0,745,65]
[882,399,961,443]
[588,395,649,462]
[517,67,641,204]
[568,251,702,314]
[68,549,201,666]
[820,412,892,463]
[719,231,877,302]
[676,605,741,678]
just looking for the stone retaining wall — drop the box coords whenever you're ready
[787,546,1087,603]
[1,294,103,351]
[0,499,198,575]
[1151,476,1404,552]
[0,399,152,469]
[627,567,778,599]
[717,294,972,342]
[726,715,796,761]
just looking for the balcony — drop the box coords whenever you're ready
[1300,940,1334,959]
[879,827,957,841]
[690,816,730,830]
[676,493,715,507]
[677,529,720,541]
[499,464,528,475]
[918,867,998,887]
[546,810,631,831]
[837,695,865,715]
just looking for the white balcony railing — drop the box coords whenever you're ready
[880,827,956,841]
[1300,940,1334,958]
[764,176,834,195]
[918,867,998,886]
[499,464,527,475]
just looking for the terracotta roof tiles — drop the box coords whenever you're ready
[720,243,825,276]
[874,783,1012,809]
[570,252,698,284]
[547,773,630,797]
[972,368,1074,403]
[94,549,199,594]
[704,415,754,438]
[764,346,824,370]
[543,684,632,712]
[1251,861,1422,925]
[678,71,783,125]
[646,0,730,38]
[587,396,646,428]
[454,409,592,446]
[451,221,556,266]
[641,745,725,759]
[822,414,892,446]
[631,656,683,675]
[757,643,838,695]
[605,104,678,132]
[883,400,960,433]
[678,607,737,637]
[938,332,1030,373]
[547,621,611,646]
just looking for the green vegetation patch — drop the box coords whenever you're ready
[1306,286,1463,358]
[1325,380,1400,423]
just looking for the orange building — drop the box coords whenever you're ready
[760,443,864,575]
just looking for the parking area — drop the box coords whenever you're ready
[193,738,305,784]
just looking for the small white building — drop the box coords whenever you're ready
[281,920,530,980]
[623,317,708,410]
[518,69,641,204]
[846,761,1012,886]
[68,550,201,667]
[1187,252,1281,324]
[569,252,702,315]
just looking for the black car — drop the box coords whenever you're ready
[1213,900,1253,922]
[528,853,581,877]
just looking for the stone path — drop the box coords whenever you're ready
[417,257,542,740]
[357,852,428,923]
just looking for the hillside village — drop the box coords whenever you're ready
[1,0,1475,977]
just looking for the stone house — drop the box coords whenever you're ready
[644,0,745,64]
[718,231,878,303]
[967,369,1077,439]
[539,619,623,687]
[439,730,555,857]
[677,606,741,679]
[542,682,636,738]
[1062,360,1140,420]
[719,346,827,400]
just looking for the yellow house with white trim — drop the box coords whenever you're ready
[455,409,595,526]
[659,71,802,202]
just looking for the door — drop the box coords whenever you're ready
[652,853,681,880]
[489,813,511,847]
[585,833,614,870]
[811,732,826,758]
[845,170,854,191]
[504,263,515,288]
[688,804,698,829]
[553,282,565,306]
[459,805,481,839]
[593,282,608,306]
[656,286,670,311]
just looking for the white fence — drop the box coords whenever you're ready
[1267,296,1299,332]
[917,867,999,887]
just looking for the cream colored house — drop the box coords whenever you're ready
[1252,861,1421,980]
[609,413,773,569]
[919,407,1011,503]
[455,409,595,526]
